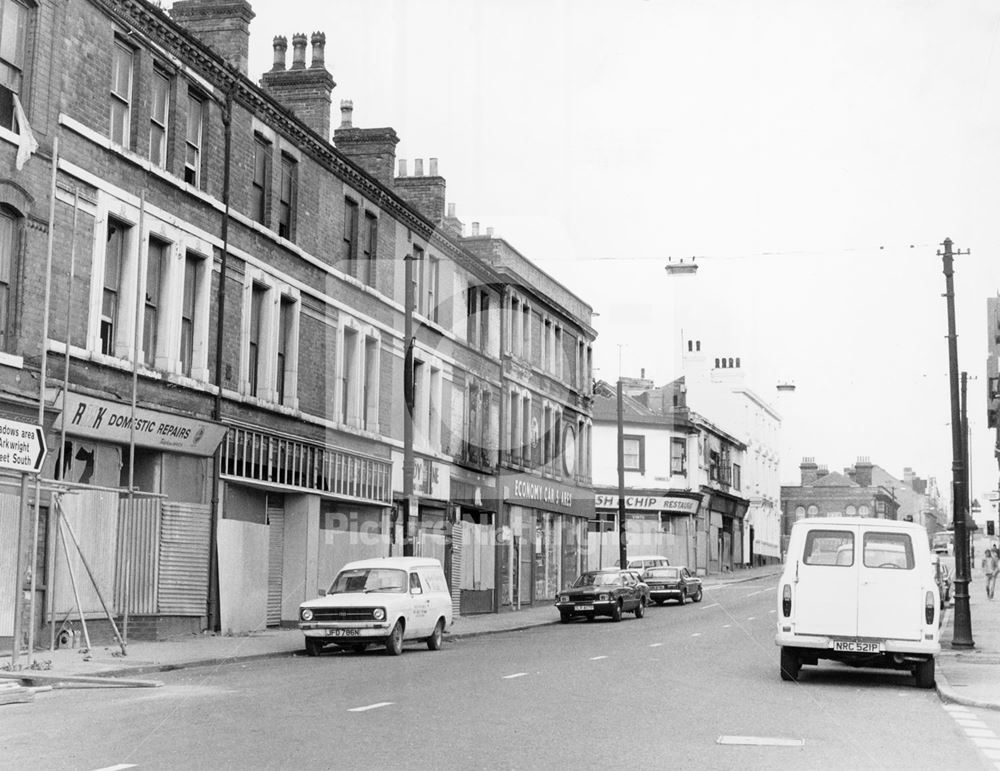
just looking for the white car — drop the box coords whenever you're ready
[776,517,939,688]
[299,557,453,656]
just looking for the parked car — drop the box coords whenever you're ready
[624,569,652,606]
[616,554,670,574]
[555,569,645,622]
[298,557,452,656]
[776,517,939,689]
[644,565,703,605]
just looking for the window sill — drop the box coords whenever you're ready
[0,351,23,368]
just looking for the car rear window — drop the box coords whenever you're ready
[648,567,680,579]
[863,532,914,570]
[803,530,854,566]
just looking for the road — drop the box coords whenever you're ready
[1,575,991,769]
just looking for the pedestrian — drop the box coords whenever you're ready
[984,548,1000,600]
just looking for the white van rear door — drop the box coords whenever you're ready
[856,528,922,641]
[793,526,858,637]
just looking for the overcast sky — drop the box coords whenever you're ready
[209,0,1000,498]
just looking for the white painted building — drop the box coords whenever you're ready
[677,339,783,565]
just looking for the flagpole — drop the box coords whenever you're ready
[124,190,147,648]
[22,133,58,667]
[49,187,79,653]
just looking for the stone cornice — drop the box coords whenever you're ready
[92,0,490,279]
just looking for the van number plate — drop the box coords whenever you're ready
[833,640,881,653]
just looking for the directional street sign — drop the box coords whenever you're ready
[0,417,46,473]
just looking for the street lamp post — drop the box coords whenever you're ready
[402,252,415,557]
[941,237,974,648]
[617,379,627,569]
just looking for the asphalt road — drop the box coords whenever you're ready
[1,575,992,770]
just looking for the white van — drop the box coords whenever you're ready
[616,554,671,573]
[776,517,940,688]
[299,557,453,656]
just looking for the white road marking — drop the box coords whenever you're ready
[590,655,608,660]
[746,589,770,597]
[972,738,1000,749]
[955,717,987,727]
[965,728,995,738]
[92,766,137,771]
[768,609,776,614]
[691,632,702,637]
[649,643,663,647]
[722,624,732,628]
[701,603,720,609]
[348,702,394,712]
[717,736,804,747]
[945,704,971,712]
[502,673,528,679]
[747,616,756,621]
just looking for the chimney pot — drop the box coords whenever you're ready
[291,32,308,69]
[447,202,456,218]
[272,35,288,71]
[398,158,408,177]
[429,158,438,176]
[487,226,494,237]
[310,31,326,68]
[339,99,353,129]
[414,158,424,176]
[472,222,480,236]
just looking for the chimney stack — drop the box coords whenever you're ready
[334,108,400,186]
[260,30,336,139]
[854,457,874,488]
[395,154,447,224]
[443,201,464,238]
[170,0,256,75]
[800,457,818,485]
[472,222,480,236]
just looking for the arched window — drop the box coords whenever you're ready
[728,357,734,368]
[0,204,21,352]
[714,358,720,368]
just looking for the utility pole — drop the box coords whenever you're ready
[403,252,415,556]
[617,379,627,568]
[941,237,974,648]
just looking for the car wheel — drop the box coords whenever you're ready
[385,620,404,656]
[426,618,444,651]
[692,587,703,603]
[305,638,323,657]
[635,599,645,618]
[780,646,800,682]
[914,657,935,689]
[560,612,572,623]
[611,602,622,622]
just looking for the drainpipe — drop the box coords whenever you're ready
[209,86,234,631]
[494,285,508,613]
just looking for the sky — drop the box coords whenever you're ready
[182,0,1000,499]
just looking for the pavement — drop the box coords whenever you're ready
[0,564,782,686]
[5,558,999,713]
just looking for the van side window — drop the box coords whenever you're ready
[803,530,854,566]
[422,570,448,593]
[863,532,914,570]
[409,572,423,593]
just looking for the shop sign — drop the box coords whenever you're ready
[61,393,227,457]
[595,494,699,514]
[413,458,439,495]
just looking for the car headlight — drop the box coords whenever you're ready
[599,594,609,601]
[301,608,313,622]
[373,608,386,621]
[559,595,569,603]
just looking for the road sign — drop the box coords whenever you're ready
[0,417,46,473]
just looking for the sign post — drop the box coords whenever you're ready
[5,417,47,670]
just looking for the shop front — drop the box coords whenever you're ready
[591,491,702,569]
[44,392,226,640]
[703,489,750,574]
[451,473,498,615]
[498,473,593,610]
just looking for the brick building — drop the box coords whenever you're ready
[0,0,596,649]
[780,457,901,557]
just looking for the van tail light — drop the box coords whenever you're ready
[782,585,792,617]
[925,591,935,625]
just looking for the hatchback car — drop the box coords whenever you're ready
[644,565,703,605]
[555,569,645,622]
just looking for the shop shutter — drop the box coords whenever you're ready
[115,496,160,615]
[158,502,210,615]
[267,505,284,626]
[451,523,462,617]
